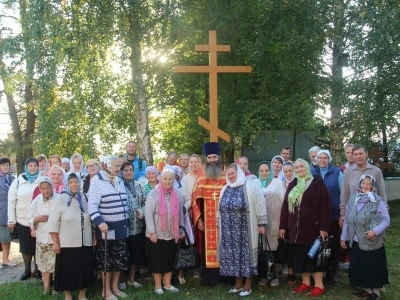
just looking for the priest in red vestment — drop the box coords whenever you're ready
[192,142,226,287]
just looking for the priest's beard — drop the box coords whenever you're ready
[205,161,223,179]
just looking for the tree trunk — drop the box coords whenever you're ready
[126,2,153,165]
[329,0,345,165]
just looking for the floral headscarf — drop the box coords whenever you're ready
[288,159,313,213]
[258,161,273,188]
[61,173,85,213]
[354,174,377,205]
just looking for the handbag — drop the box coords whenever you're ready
[174,226,199,270]
[184,212,195,244]
[9,224,19,240]
[258,234,275,280]
[315,236,332,269]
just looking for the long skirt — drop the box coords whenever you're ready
[18,223,36,255]
[291,244,326,274]
[146,238,177,274]
[349,241,389,288]
[127,233,147,266]
[54,246,94,291]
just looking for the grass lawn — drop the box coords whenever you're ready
[1,200,400,300]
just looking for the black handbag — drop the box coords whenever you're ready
[9,224,19,240]
[174,226,199,270]
[258,234,275,280]
[315,236,332,268]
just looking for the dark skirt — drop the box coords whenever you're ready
[54,246,94,291]
[95,239,129,272]
[146,238,177,274]
[127,234,147,266]
[291,244,326,274]
[349,241,389,288]
[18,223,36,255]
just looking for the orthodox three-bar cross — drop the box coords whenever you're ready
[174,30,252,142]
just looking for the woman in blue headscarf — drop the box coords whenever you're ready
[8,157,42,280]
[48,173,94,300]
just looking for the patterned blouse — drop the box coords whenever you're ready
[124,180,147,235]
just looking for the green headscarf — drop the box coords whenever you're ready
[258,161,273,188]
[288,158,313,213]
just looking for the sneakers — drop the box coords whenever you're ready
[293,282,312,293]
[177,275,186,284]
[310,287,325,297]
[270,279,280,286]
[164,285,179,292]
[127,281,143,288]
[239,289,252,297]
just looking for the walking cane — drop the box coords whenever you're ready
[103,232,107,300]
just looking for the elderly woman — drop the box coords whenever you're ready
[61,158,70,173]
[279,159,332,297]
[69,153,87,178]
[236,156,257,180]
[0,157,16,269]
[37,155,49,176]
[341,175,389,299]
[8,157,42,280]
[50,166,65,194]
[145,169,185,295]
[28,177,61,294]
[83,159,100,193]
[88,155,130,300]
[143,166,158,196]
[48,173,94,300]
[314,150,343,285]
[218,164,267,297]
[119,161,147,288]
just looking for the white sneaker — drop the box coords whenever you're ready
[118,282,127,290]
[127,281,143,288]
[239,289,252,297]
[177,276,186,284]
[281,264,288,275]
[164,285,179,292]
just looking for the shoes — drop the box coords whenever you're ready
[34,270,42,280]
[177,275,186,284]
[228,287,243,293]
[193,270,200,278]
[310,287,325,297]
[379,287,386,293]
[270,279,280,286]
[239,289,252,297]
[103,295,118,300]
[164,285,179,292]
[118,282,127,290]
[258,278,268,286]
[367,292,381,299]
[2,261,17,267]
[287,274,296,286]
[52,290,59,295]
[353,290,372,298]
[155,288,164,295]
[281,264,288,275]
[127,281,143,288]
[293,282,312,293]
[113,291,128,298]
[19,272,30,281]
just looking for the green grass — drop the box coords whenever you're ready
[2,201,400,299]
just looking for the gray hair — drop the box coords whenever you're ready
[308,146,321,154]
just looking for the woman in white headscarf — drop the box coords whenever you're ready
[217,163,267,297]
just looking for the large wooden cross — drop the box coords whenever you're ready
[370,147,395,170]
[174,30,252,142]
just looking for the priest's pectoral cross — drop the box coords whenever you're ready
[212,191,218,200]
[174,30,252,142]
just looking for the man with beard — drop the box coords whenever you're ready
[123,141,147,181]
[192,142,226,287]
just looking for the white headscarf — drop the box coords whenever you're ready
[226,164,246,188]
[316,150,333,164]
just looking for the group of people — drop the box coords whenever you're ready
[0,141,390,300]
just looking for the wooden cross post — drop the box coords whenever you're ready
[174,30,252,142]
[370,147,395,170]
